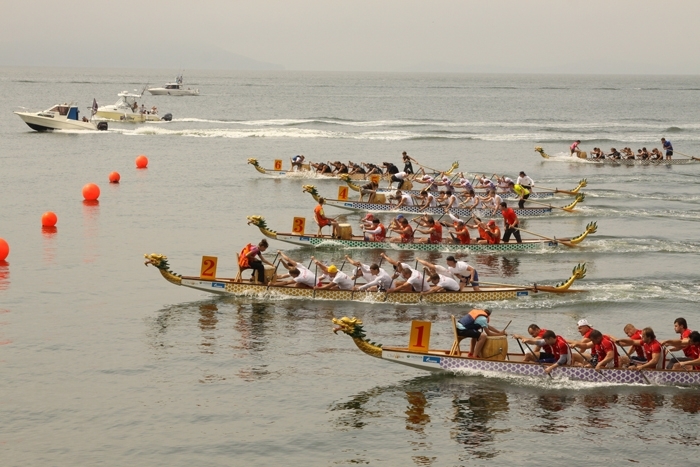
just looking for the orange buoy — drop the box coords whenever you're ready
[0,238,8,261]
[135,155,148,169]
[109,171,121,183]
[82,183,101,201]
[42,211,58,227]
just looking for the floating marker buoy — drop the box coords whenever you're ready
[135,155,148,169]
[42,211,58,227]
[109,171,121,183]
[0,238,8,261]
[82,183,100,201]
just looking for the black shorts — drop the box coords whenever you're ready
[538,352,555,362]
[457,326,482,339]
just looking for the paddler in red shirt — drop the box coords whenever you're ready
[615,327,665,370]
[499,201,522,243]
[661,317,700,369]
[512,330,576,374]
[567,319,595,363]
[672,331,700,371]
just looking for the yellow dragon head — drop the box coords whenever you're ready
[247,158,267,174]
[144,253,182,285]
[302,184,321,201]
[246,215,278,238]
[569,221,598,244]
[553,263,587,290]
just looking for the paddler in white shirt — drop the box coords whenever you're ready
[311,257,354,290]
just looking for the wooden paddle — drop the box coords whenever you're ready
[568,344,614,383]
[475,280,581,294]
[615,342,651,384]
[661,344,692,373]
[524,198,579,213]
[674,151,700,162]
[514,227,577,248]
[517,338,553,379]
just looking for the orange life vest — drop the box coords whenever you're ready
[314,205,329,226]
[487,226,501,244]
[454,225,470,244]
[238,243,254,268]
[375,224,386,242]
[429,222,443,244]
[400,225,413,243]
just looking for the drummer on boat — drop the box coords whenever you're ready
[456,309,508,359]
[314,197,339,237]
[237,239,273,284]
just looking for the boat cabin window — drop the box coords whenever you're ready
[49,105,70,116]
[165,84,181,89]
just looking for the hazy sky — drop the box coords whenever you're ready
[2,0,699,73]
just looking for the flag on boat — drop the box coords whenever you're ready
[91,98,98,116]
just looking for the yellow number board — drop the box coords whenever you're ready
[409,320,431,352]
[200,256,218,280]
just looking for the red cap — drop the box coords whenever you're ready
[487,220,496,227]
[363,213,374,220]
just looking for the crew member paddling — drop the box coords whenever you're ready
[512,330,576,374]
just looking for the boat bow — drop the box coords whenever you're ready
[333,317,383,358]
[247,158,268,174]
[569,222,597,245]
[247,215,278,239]
[144,253,182,285]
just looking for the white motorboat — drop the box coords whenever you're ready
[94,91,172,123]
[14,103,107,132]
[147,75,199,96]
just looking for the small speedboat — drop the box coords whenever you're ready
[148,75,199,96]
[95,91,172,123]
[14,103,107,132]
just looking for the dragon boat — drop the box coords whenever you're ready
[332,317,700,387]
[340,175,588,199]
[144,254,587,304]
[303,185,584,218]
[246,215,598,252]
[247,158,459,180]
[535,146,700,166]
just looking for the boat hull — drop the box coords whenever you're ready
[374,188,554,199]
[14,111,97,131]
[377,348,700,386]
[178,277,532,304]
[148,88,199,96]
[323,199,552,218]
[584,158,698,166]
[95,110,161,123]
[270,233,557,251]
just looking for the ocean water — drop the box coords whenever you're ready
[1,68,700,466]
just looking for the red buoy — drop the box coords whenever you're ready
[41,211,58,227]
[109,171,121,183]
[0,238,8,261]
[135,155,148,169]
[82,183,100,201]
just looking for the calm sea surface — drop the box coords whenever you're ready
[1,68,700,466]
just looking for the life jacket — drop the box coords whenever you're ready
[487,226,501,244]
[477,225,489,241]
[400,225,413,243]
[454,226,470,244]
[459,309,490,328]
[238,243,254,268]
[314,205,329,226]
[375,224,386,242]
[429,223,442,244]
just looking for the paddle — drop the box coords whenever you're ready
[661,344,692,373]
[516,338,553,379]
[525,198,579,213]
[475,280,580,294]
[615,342,651,384]
[674,151,700,162]
[514,227,577,248]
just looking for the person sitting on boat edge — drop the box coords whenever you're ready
[389,190,415,208]
[456,309,507,358]
[415,258,460,284]
[438,190,459,212]
[345,256,393,292]
[331,161,349,174]
[661,137,673,159]
[388,216,414,243]
[500,201,522,244]
[567,319,596,363]
[660,317,699,369]
[475,219,501,245]
[607,148,622,159]
[445,255,480,290]
[445,214,471,245]
[670,332,700,371]
[617,324,647,365]
[586,330,622,369]
[291,154,305,170]
[417,189,438,211]
[347,161,366,175]
[314,197,339,237]
[415,217,443,244]
[422,272,461,294]
[363,218,386,242]
[312,258,354,290]
[512,330,576,374]
[362,162,383,175]
[513,324,548,362]
[238,239,273,284]
[613,327,665,370]
[271,251,315,289]
[389,170,409,190]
